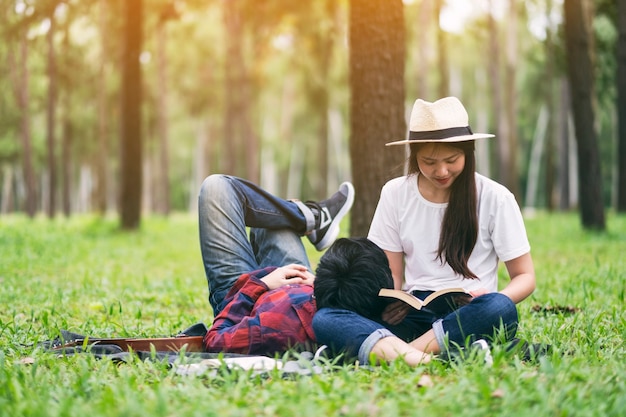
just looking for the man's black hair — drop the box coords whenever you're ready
[314,237,394,319]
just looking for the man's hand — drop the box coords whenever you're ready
[381,300,410,325]
[260,264,315,290]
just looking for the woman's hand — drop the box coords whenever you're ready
[260,264,315,290]
[382,300,411,325]
[468,288,489,298]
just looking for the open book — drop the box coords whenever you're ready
[379,288,473,315]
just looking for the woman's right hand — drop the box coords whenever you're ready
[382,300,410,325]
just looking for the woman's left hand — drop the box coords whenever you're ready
[468,288,489,298]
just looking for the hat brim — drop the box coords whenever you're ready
[385,133,494,146]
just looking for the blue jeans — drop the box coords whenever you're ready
[313,292,518,364]
[198,174,312,316]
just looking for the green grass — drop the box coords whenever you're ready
[1,212,625,417]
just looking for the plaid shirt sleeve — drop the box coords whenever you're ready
[204,267,275,353]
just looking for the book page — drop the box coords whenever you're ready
[378,288,425,310]
[422,288,470,305]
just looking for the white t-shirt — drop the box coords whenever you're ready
[367,173,531,293]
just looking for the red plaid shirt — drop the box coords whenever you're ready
[203,267,317,355]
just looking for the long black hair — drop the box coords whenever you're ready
[408,141,479,279]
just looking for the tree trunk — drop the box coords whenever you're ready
[544,0,556,211]
[524,105,548,210]
[241,73,259,184]
[280,76,299,197]
[349,0,406,237]
[60,18,72,217]
[472,68,491,177]
[416,0,431,99]
[9,37,37,217]
[563,0,605,230]
[142,148,153,214]
[504,0,520,200]
[307,0,337,199]
[61,105,73,217]
[617,0,626,212]
[95,0,109,215]
[220,0,259,182]
[487,0,509,187]
[310,0,335,199]
[222,0,245,177]
[189,119,209,212]
[434,0,449,98]
[156,21,171,215]
[119,0,143,229]
[1,166,14,213]
[557,79,572,210]
[46,13,58,218]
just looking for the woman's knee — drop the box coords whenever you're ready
[441,292,519,346]
[479,292,518,325]
[473,292,519,339]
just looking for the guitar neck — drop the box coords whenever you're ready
[55,335,205,353]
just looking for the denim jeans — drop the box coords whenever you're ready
[312,292,518,364]
[198,174,312,316]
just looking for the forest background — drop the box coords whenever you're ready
[0,0,624,235]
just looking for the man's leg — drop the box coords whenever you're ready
[198,174,354,314]
[249,228,310,269]
[198,174,309,315]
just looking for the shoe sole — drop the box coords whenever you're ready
[315,182,355,251]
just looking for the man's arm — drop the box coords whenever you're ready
[203,269,274,353]
[204,265,315,354]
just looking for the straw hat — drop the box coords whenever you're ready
[386,96,494,146]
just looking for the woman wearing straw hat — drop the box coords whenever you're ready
[313,97,536,366]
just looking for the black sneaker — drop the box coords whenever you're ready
[436,338,493,366]
[306,182,355,251]
[506,338,552,362]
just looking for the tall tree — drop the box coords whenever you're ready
[222,0,251,180]
[349,0,406,237]
[9,35,37,217]
[544,0,557,211]
[434,0,449,98]
[617,0,626,212]
[564,0,605,230]
[61,16,73,217]
[504,0,520,200]
[487,0,512,194]
[154,2,178,216]
[120,0,143,229]
[45,6,58,218]
[416,0,431,99]
[557,79,573,210]
[95,0,111,215]
[297,0,338,199]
